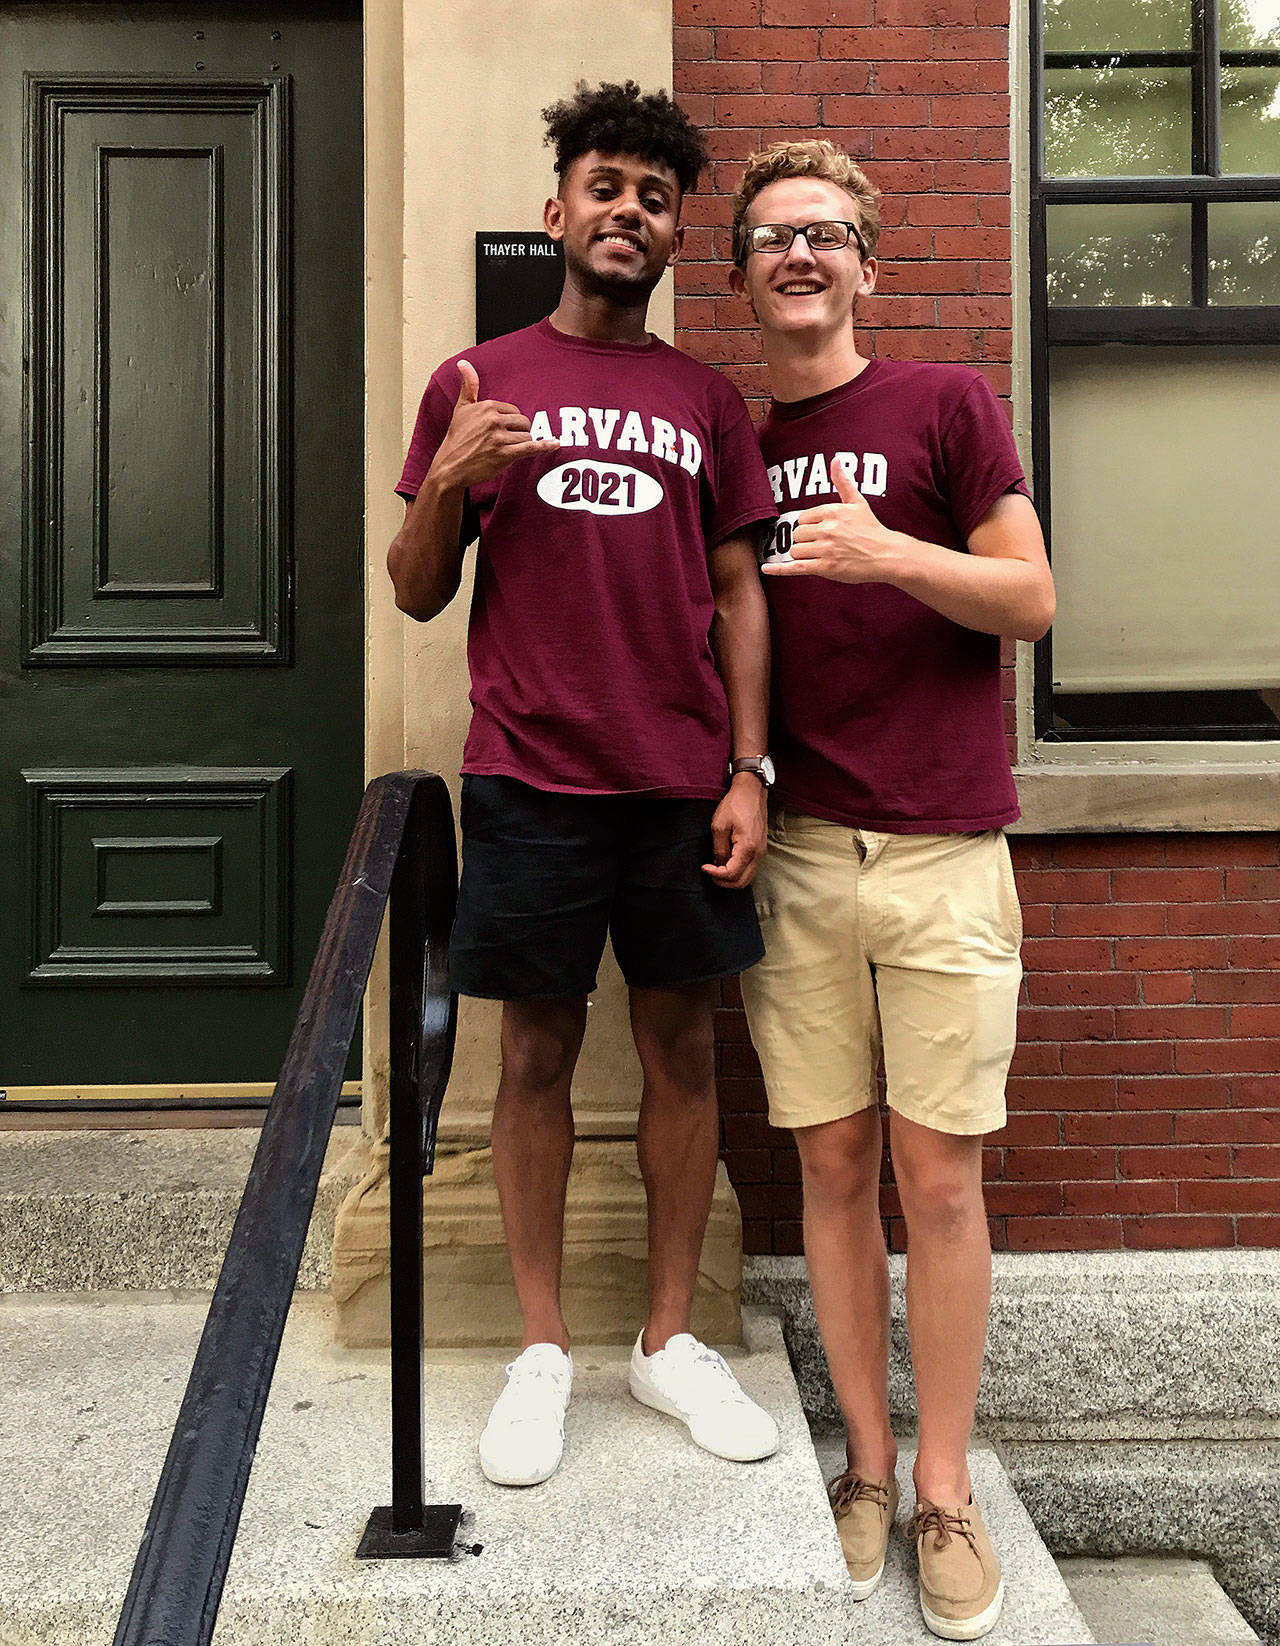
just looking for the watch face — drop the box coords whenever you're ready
[761,755,776,785]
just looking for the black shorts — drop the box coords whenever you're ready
[448,775,765,1000]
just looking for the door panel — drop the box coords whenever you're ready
[0,2,363,1096]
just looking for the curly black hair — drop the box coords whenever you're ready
[542,80,707,198]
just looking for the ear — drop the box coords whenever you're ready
[857,256,878,300]
[728,262,748,300]
[544,194,565,242]
[667,222,685,268]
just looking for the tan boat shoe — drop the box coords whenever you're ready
[911,1496,1004,1640]
[827,1469,900,1599]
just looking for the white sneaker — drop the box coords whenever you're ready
[628,1330,779,1462]
[478,1343,573,1486]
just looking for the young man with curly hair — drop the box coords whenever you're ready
[729,140,1055,1638]
[388,82,779,1488]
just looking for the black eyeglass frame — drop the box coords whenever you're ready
[735,219,869,266]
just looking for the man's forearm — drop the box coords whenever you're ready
[880,532,1055,642]
[710,567,771,759]
[387,468,468,621]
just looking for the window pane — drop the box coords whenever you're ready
[1047,203,1192,303]
[1219,0,1280,51]
[1210,201,1280,300]
[1044,0,1190,51]
[1220,65,1280,172]
[1045,67,1192,175]
[1049,345,1280,693]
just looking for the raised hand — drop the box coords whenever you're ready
[432,359,560,488]
[763,458,900,584]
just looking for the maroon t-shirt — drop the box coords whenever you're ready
[758,359,1028,832]
[398,319,776,797]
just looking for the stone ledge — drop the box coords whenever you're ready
[745,1251,1280,1438]
[0,1128,367,1293]
[1006,1441,1280,1646]
[1057,1556,1260,1646]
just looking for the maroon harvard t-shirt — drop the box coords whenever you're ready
[398,319,776,798]
[758,359,1028,832]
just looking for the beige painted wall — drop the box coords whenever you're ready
[364,0,675,1144]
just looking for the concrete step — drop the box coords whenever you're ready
[2,1295,1092,1645]
[810,1435,1096,1645]
[1057,1556,1261,1646]
[0,1127,366,1292]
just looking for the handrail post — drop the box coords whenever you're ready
[358,775,462,1559]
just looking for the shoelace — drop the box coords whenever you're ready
[910,1502,978,1555]
[828,1473,891,1516]
[666,1342,753,1407]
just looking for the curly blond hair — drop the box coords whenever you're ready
[731,140,881,263]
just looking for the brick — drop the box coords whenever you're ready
[714,1007,753,1042]
[1166,835,1279,867]
[865,294,940,326]
[1055,903,1165,937]
[874,127,978,159]
[822,24,932,55]
[1021,936,1114,972]
[1174,1110,1280,1144]
[1064,1111,1173,1145]
[1231,1145,1280,1176]
[1226,868,1280,897]
[1180,1179,1278,1213]
[724,1148,773,1183]
[1008,1075,1116,1111]
[1006,1218,1118,1251]
[1113,1004,1230,1040]
[674,24,716,52]
[742,1221,771,1255]
[907,194,981,225]
[1017,1005,1113,1042]
[713,23,820,54]
[715,92,819,124]
[978,261,1013,292]
[932,227,1009,259]
[1117,937,1230,970]
[876,0,978,22]
[1004,1145,1115,1181]
[1052,837,1165,868]
[933,25,1009,53]
[823,93,931,124]
[1175,1038,1280,1075]
[974,129,1011,158]
[876,260,980,292]
[1238,1217,1280,1245]
[762,0,873,20]
[1020,903,1053,936]
[978,196,1011,226]
[983,1181,1065,1216]
[1122,1215,1234,1249]
[1117,1075,1232,1110]
[675,0,760,21]
[878,60,1009,94]
[676,60,762,93]
[974,362,1011,394]
[930,93,1011,125]
[1025,971,1139,1006]
[1141,972,1195,1004]
[1228,935,1280,968]
[1112,868,1224,902]
[761,60,873,92]
[997,1111,1062,1145]
[1064,1041,1175,1076]
[720,1040,764,1076]
[937,294,1012,326]
[1118,1146,1231,1180]
[695,331,771,363]
[774,1220,805,1254]
[1167,902,1275,936]
[1064,1181,1178,1215]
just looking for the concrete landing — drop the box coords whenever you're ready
[810,1436,1096,1646]
[1058,1556,1261,1645]
[1,1294,1096,1645]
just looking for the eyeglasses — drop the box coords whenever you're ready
[738,219,867,264]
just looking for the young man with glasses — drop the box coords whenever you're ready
[729,140,1055,1639]
[388,82,780,1489]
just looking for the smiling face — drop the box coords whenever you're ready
[545,149,683,302]
[731,176,877,343]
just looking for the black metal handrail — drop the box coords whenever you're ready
[113,770,461,1646]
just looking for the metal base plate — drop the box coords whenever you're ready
[356,1502,464,1559]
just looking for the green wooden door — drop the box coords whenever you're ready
[0,1,364,1102]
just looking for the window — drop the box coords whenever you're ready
[1030,0,1280,741]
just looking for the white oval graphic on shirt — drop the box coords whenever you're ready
[761,510,802,565]
[536,460,663,517]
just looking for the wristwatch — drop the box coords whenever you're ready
[729,755,776,787]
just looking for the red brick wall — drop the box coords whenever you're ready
[678,5,1280,1255]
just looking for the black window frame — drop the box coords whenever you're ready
[1029,0,1280,743]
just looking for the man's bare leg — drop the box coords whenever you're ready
[489,995,589,1352]
[889,1110,990,1506]
[629,981,720,1353]
[795,1109,898,1483]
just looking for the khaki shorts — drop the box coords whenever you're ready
[740,808,1023,1136]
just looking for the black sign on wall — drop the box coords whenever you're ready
[475,232,564,344]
